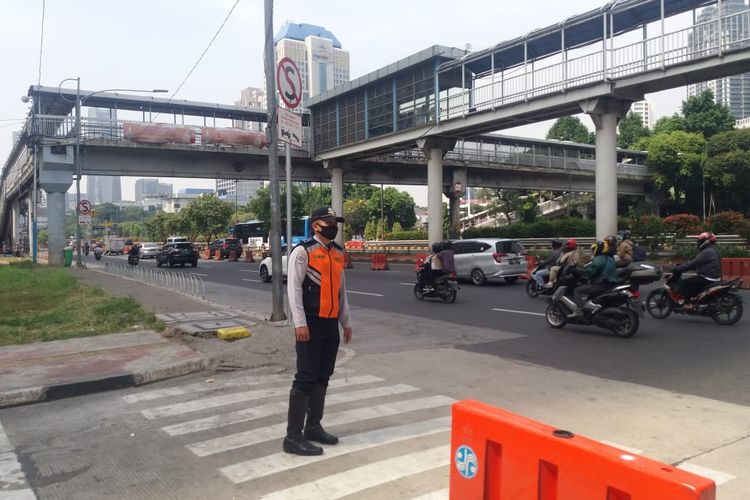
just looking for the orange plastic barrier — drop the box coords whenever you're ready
[371,253,389,270]
[228,249,238,262]
[345,240,365,251]
[414,253,428,272]
[215,249,224,261]
[524,255,538,280]
[244,249,255,263]
[203,248,212,260]
[450,400,715,500]
[721,257,750,289]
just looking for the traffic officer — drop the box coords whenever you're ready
[283,207,353,456]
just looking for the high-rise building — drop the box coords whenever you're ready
[688,0,750,119]
[233,87,267,131]
[86,108,122,204]
[134,178,173,203]
[274,22,350,102]
[216,179,264,208]
[629,100,654,129]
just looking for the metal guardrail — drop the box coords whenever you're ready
[103,262,205,300]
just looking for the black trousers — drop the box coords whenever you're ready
[292,315,341,394]
[676,275,713,300]
[574,282,615,307]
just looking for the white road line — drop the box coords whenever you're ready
[0,422,35,499]
[400,282,415,286]
[347,290,384,297]
[123,373,289,404]
[259,445,450,500]
[189,272,208,277]
[162,384,421,437]
[238,269,258,273]
[222,416,450,484]
[411,488,449,500]
[600,440,643,455]
[241,278,264,283]
[188,395,454,457]
[677,463,736,485]
[491,308,545,317]
[199,265,213,269]
[142,375,383,420]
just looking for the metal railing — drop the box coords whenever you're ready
[103,262,205,299]
[438,9,750,121]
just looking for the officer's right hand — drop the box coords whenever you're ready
[295,326,310,342]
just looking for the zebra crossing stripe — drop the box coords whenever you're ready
[123,368,355,404]
[162,384,422,437]
[258,444,451,500]
[188,395,454,457]
[410,488,449,500]
[0,421,35,499]
[220,416,450,484]
[141,375,383,420]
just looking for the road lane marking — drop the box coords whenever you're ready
[164,384,421,437]
[189,273,208,277]
[677,463,736,485]
[238,269,258,272]
[123,373,289,403]
[400,282,415,286]
[142,375,383,420]
[491,308,545,317]
[600,441,643,455]
[221,416,450,484]
[0,421,35,498]
[188,395,454,457]
[258,445,450,500]
[242,278,264,283]
[411,488,449,500]
[347,290,384,297]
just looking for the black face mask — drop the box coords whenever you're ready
[317,224,338,241]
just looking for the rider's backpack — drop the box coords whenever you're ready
[632,244,647,262]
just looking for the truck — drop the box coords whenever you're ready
[104,236,126,255]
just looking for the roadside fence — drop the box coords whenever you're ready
[103,262,205,300]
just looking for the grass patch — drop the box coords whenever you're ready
[0,264,163,345]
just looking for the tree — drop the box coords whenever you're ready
[144,211,178,242]
[363,220,377,240]
[546,116,594,144]
[247,185,305,230]
[705,128,750,214]
[477,188,525,224]
[376,219,388,240]
[653,114,686,135]
[299,184,331,215]
[681,89,735,138]
[366,187,416,229]
[618,112,650,149]
[181,194,233,243]
[343,199,369,237]
[344,183,379,200]
[391,221,403,233]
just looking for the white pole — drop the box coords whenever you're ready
[285,142,292,257]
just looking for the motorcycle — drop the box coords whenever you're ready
[127,253,140,266]
[93,247,103,261]
[646,273,744,325]
[414,271,459,303]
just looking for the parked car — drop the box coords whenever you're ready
[451,238,527,285]
[209,238,243,259]
[139,242,160,259]
[166,236,188,244]
[156,242,199,268]
[258,247,288,282]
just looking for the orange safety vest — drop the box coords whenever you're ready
[299,239,346,319]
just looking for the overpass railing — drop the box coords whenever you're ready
[439,8,750,121]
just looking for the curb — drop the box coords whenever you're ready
[0,358,208,409]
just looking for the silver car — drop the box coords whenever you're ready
[452,238,527,285]
[139,242,160,259]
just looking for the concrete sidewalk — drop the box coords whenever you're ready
[0,266,296,408]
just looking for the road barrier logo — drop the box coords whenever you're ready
[455,445,477,479]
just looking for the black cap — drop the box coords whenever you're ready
[311,207,345,223]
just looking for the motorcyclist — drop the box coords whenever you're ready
[672,232,721,307]
[418,242,443,290]
[436,240,456,278]
[128,243,140,257]
[569,239,619,316]
[534,239,563,289]
[548,238,582,286]
[615,230,634,267]
[93,244,103,260]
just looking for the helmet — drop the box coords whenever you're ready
[432,242,442,253]
[697,231,717,249]
[591,240,607,257]
[442,240,453,250]
[551,239,563,249]
[604,235,618,255]
[617,229,632,241]
[564,238,577,251]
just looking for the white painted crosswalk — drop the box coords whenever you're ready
[123,369,454,499]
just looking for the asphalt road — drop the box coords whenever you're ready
[105,254,750,407]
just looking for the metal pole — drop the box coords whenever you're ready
[717,0,723,57]
[285,143,292,258]
[264,0,285,321]
[32,144,38,263]
[234,179,238,223]
[75,77,83,267]
[660,0,665,69]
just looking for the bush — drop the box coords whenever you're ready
[385,230,427,241]
[708,211,745,234]
[628,214,665,252]
[719,245,750,258]
[662,213,702,237]
[737,219,750,242]
[461,218,595,239]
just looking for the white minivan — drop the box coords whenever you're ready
[452,238,528,285]
[166,236,188,244]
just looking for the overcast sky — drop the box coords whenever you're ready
[1,0,689,205]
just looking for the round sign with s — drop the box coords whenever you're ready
[276,57,303,109]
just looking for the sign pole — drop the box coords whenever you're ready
[264,0,286,321]
[286,143,292,258]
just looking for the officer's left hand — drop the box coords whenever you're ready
[343,326,352,344]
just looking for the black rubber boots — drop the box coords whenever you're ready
[283,389,323,456]
[304,384,339,445]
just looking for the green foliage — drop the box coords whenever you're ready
[627,214,666,252]
[704,129,750,214]
[363,220,377,241]
[344,183,379,200]
[182,194,233,243]
[662,213,702,237]
[681,89,736,138]
[652,114,685,135]
[299,184,332,215]
[342,223,353,242]
[718,245,750,258]
[546,116,594,144]
[385,230,428,240]
[737,219,750,241]
[343,199,369,236]
[391,221,403,233]
[462,217,595,239]
[708,211,745,234]
[376,219,388,240]
[144,211,177,242]
[366,187,416,229]
[247,185,305,232]
[618,112,651,149]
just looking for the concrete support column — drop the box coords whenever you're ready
[580,97,633,239]
[325,160,345,247]
[418,138,456,246]
[445,167,467,239]
[46,192,66,266]
[10,198,20,249]
[448,195,460,239]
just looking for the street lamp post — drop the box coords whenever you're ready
[57,79,167,267]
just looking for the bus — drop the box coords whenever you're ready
[232,216,311,248]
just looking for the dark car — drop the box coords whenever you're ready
[209,238,243,259]
[156,242,199,268]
